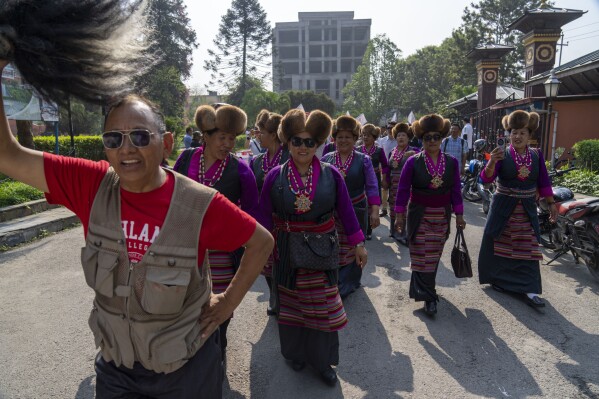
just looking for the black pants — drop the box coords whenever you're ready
[95,332,222,399]
[409,268,439,302]
[279,324,339,372]
[219,318,231,357]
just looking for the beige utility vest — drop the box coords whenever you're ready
[81,168,216,373]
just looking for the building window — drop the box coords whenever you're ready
[309,20,322,26]
[354,44,367,59]
[279,47,299,59]
[302,46,306,59]
[301,62,305,74]
[354,27,368,41]
[309,29,322,41]
[282,62,299,75]
[341,60,352,73]
[315,79,330,95]
[324,61,337,73]
[281,78,293,91]
[309,61,322,73]
[307,80,311,90]
[309,45,322,58]
[323,28,337,41]
[341,27,353,41]
[279,30,299,44]
[341,44,352,58]
[324,44,337,57]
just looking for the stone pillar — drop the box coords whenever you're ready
[475,60,501,111]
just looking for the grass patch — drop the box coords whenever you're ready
[0,180,45,208]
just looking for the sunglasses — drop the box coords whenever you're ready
[290,136,317,148]
[102,129,158,149]
[422,134,442,142]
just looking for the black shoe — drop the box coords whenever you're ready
[320,366,338,386]
[266,306,277,316]
[291,360,305,371]
[366,234,372,240]
[525,295,545,308]
[379,210,388,217]
[491,284,506,293]
[424,301,437,315]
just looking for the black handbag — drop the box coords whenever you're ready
[451,229,472,278]
[288,230,340,271]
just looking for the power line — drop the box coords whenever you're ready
[563,21,599,32]
[567,29,599,39]
[568,34,599,43]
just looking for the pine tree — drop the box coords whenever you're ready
[204,0,273,101]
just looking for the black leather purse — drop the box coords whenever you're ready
[288,230,339,271]
[451,229,472,278]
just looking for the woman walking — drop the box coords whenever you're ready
[357,124,389,240]
[321,115,380,298]
[386,123,418,243]
[257,109,366,386]
[249,109,288,316]
[394,114,465,316]
[478,110,557,307]
[173,104,259,360]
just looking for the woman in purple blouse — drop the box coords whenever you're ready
[257,109,366,386]
[394,114,466,316]
[321,115,381,298]
[478,110,557,308]
[173,103,259,359]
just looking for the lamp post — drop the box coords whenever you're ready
[544,69,561,169]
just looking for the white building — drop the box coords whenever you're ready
[272,12,371,107]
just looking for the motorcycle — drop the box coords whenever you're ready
[477,180,495,215]
[461,158,484,202]
[538,167,599,281]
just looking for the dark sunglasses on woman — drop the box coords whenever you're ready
[102,129,158,149]
[290,136,317,148]
[422,134,442,142]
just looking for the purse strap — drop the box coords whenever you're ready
[457,228,468,251]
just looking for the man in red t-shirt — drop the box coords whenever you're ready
[0,59,273,398]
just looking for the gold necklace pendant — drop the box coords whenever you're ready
[430,175,444,189]
[294,193,312,212]
[518,165,531,179]
[391,160,399,169]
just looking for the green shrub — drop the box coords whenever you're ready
[0,180,44,207]
[573,139,599,172]
[33,136,106,161]
[552,168,599,196]
[235,134,247,152]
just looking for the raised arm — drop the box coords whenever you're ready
[0,61,47,192]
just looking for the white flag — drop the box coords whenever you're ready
[408,111,416,124]
[390,112,397,123]
[296,103,305,112]
[346,110,350,116]
[356,113,367,125]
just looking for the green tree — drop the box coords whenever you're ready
[205,0,273,100]
[285,90,336,116]
[240,88,290,126]
[139,0,197,118]
[342,35,402,124]
[226,76,263,107]
[58,100,103,135]
[145,66,187,118]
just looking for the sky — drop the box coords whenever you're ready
[183,0,599,92]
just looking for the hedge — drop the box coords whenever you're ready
[33,136,106,161]
[0,180,44,207]
[552,168,599,196]
[573,139,599,172]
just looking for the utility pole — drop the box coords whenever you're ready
[557,32,569,67]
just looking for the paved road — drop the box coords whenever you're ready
[1,201,598,398]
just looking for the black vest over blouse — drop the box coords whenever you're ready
[322,151,365,200]
[213,155,241,203]
[252,148,290,193]
[411,152,455,196]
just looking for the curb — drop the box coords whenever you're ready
[0,199,60,222]
[0,209,80,248]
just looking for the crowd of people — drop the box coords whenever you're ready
[0,64,559,398]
